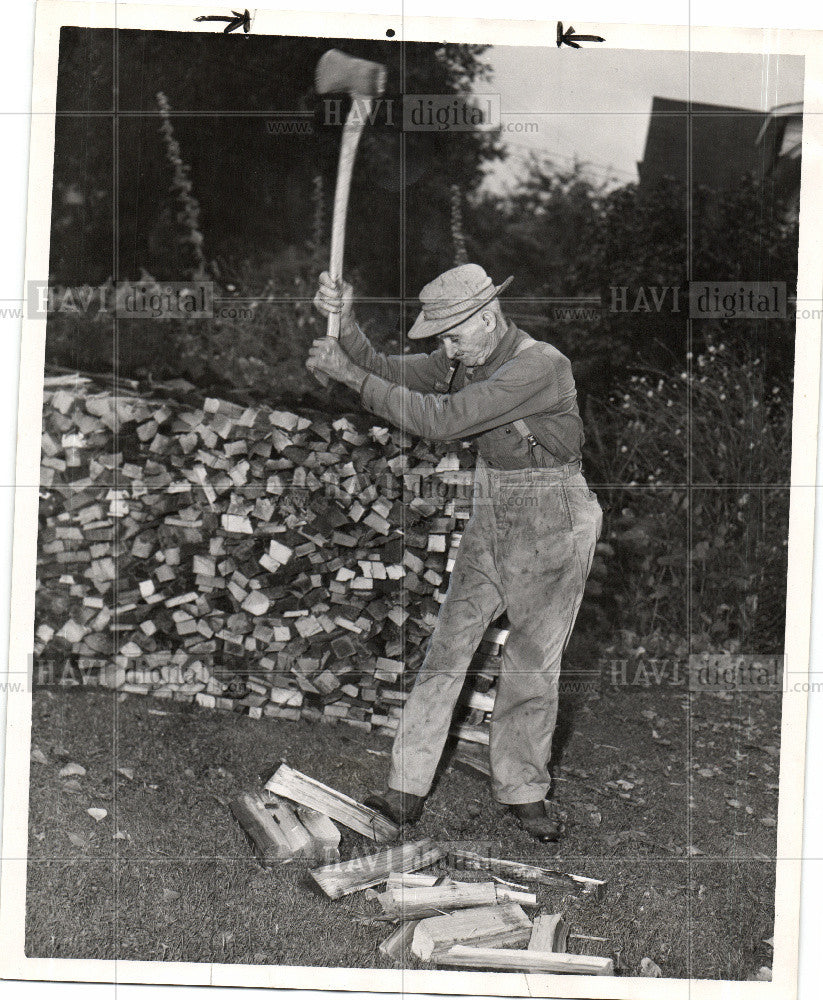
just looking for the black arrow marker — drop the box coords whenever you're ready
[556,21,605,48]
[194,9,251,33]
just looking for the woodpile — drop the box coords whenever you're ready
[229,763,612,976]
[318,840,611,973]
[34,373,508,744]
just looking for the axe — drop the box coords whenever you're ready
[312,49,386,385]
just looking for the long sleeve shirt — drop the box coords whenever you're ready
[341,317,584,470]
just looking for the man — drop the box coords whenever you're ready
[308,263,602,842]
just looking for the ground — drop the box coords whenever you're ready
[25,675,779,979]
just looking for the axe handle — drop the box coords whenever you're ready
[313,95,372,387]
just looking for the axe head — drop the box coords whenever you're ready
[315,49,387,98]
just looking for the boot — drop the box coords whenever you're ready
[509,800,562,842]
[364,788,425,827]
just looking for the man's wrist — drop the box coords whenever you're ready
[340,362,368,393]
[342,315,359,343]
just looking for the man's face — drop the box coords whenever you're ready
[437,309,500,368]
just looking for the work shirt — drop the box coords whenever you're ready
[341,317,584,470]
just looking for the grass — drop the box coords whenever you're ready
[25,676,779,979]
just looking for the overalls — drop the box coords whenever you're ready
[387,343,603,805]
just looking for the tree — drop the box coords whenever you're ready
[49,28,500,300]
[469,159,798,388]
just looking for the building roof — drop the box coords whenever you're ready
[638,96,769,193]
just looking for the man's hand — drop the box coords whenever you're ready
[314,272,354,332]
[306,336,366,392]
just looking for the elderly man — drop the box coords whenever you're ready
[308,263,602,842]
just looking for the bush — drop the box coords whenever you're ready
[585,331,791,654]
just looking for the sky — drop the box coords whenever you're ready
[472,48,806,190]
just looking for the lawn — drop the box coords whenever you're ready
[25,675,779,979]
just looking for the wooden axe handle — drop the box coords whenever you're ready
[313,96,372,386]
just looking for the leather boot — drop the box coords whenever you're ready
[509,800,562,842]
[364,789,425,827]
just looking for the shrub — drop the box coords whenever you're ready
[585,331,791,654]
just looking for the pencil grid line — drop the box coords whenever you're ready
[399,6,409,987]
[28,479,803,490]
[686,16,694,983]
[16,109,822,116]
[19,854,794,863]
[113,8,122,989]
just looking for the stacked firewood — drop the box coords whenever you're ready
[35,372,505,740]
[233,764,612,975]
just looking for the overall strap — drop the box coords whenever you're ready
[511,336,541,463]
[509,334,580,468]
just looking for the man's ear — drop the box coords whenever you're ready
[481,308,498,331]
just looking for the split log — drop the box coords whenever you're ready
[450,745,491,779]
[439,945,614,975]
[264,764,399,842]
[462,690,495,713]
[380,881,536,920]
[378,920,420,962]
[296,806,341,863]
[385,871,442,894]
[411,903,533,961]
[310,839,444,900]
[449,849,606,896]
[450,723,489,745]
[266,797,315,858]
[230,792,294,865]
[529,912,569,952]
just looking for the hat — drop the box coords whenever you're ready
[407,264,514,340]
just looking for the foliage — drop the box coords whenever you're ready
[585,333,791,654]
[470,161,798,381]
[50,28,500,297]
[449,183,468,267]
[156,92,208,281]
[176,259,322,401]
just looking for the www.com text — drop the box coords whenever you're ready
[215,304,253,320]
[552,306,600,322]
[265,119,539,135]
[265,120,315,135]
